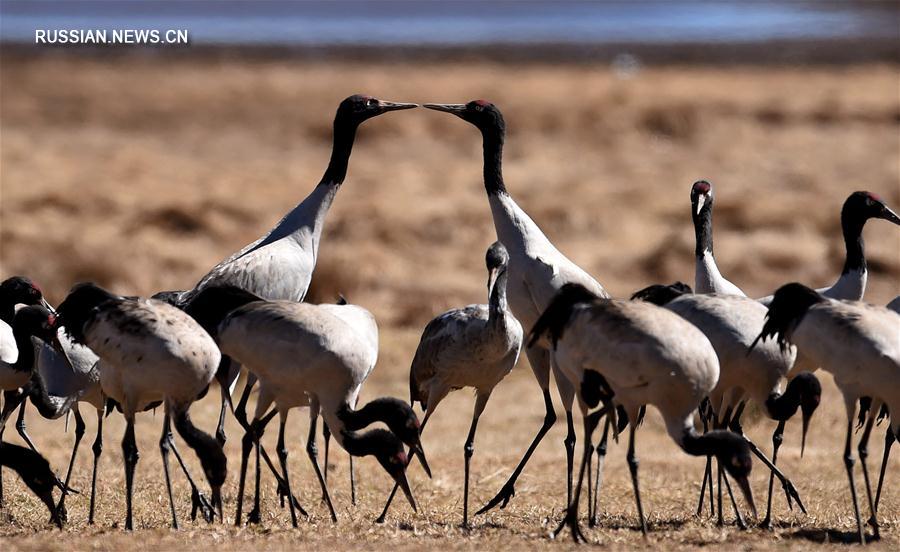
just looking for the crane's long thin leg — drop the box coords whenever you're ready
[627,422,648,536]
[871,427,894,525]
[761,420,786,528]
[843,404,865,545]
[696,408,714,518]
[122,416,139,531]
[349,395,359,506]
[589,414,610,527]
[88,410,103,525]
[857,411,879,539]
[234,419,255,526]
[167,423,214,523]
[462,394,488,529]
[564,410,576,509]
[730,412,804,516]
[552,409,601,543]
[159,409,180,529]
[307,409,337,522]
[375,413,432,524]
[55,408,85,522]
[14,400,38,452]
[0,390,28,508]
[721,469,747,529]
[247,408,278,525]
[475,387,556,516]
[322,420,331,488]
[276,413,298,528]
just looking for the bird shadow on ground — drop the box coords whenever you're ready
[785,527,879,545]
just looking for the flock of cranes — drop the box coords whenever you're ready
[1,95,898,545]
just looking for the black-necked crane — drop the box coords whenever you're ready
[752,283,899,544]
[0,304,68,524]
[182,286,428,526]
[1,277,51,451]
[531,283,755,542]
[0,441,69,528]
[690,181,747,296]
[424,100,608,519]
[56,283,226,530]
[27,326,103,524]
[376,241,524,527]
[632,284,820,527]
[169,95,417,447]
[1,276,54,508]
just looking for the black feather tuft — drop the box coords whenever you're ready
[750,283,824,354]
[528,283,601,348]
[630,282,693,305]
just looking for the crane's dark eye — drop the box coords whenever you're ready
[366,98,377,107]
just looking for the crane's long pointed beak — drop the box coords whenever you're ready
[487,267,499,296]
[424,103,467,115]
[735,474,757,520]
[881,205,900,225]
[411,442,432,479]
[41,298,57,315]
[379,100,418,112]
[395,469,418,513]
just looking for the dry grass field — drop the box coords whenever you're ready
[1,53,899,550]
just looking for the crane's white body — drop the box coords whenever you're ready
[787,300,900,436]
[551,299,720,445]
[662,293,795,418]
[32,329,103,415]
[82,299,220,416]
[0,319,29,390]
[185,184,338,304]
[217,300,378,443]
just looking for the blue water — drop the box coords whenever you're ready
[1,0,897,45]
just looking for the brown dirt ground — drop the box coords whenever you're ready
[1,54,898,550]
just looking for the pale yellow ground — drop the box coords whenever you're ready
[0,54,898,550]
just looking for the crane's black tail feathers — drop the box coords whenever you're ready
[750,283,823,354]
[528,283,602,348]
[182,285,265,338]
[630,282,693,305]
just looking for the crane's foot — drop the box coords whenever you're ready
[190,488,215,523]
[55,504,68,524]
[759,514,773,530]
[246,506,261,525]
[275,481,306,516]
[474,483,515,516]
[550,506,588,544]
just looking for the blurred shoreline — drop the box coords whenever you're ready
[3,37,899,65]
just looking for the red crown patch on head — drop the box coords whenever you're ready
[866,192,883,203]
[474,99,491,107]
[48,314,56,327]
[693,181,711,194]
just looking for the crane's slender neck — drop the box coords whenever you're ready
[11,323,37,373]
[680,427,726,457]
[338,428,381,458]
[489,267,509,320]
[482,128,506,196]
[173,409,226,486]
[320,121,359,188]
[840,212,866,275]
[693,205,714,258]
[764,380,803,421]
[0,301,18,325]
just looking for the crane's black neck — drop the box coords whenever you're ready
[173,409,227,488]
[338,398,411,434]
[840,211,866,274]
[681,427,737,458]
[489,267,509,320]
[482,129,507,196]
[11,322,37,373]
[764,372,820,421]
[320,120,359,187]
[339,427,390,459]
[0,302,16,325]
[693,203,714,258]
